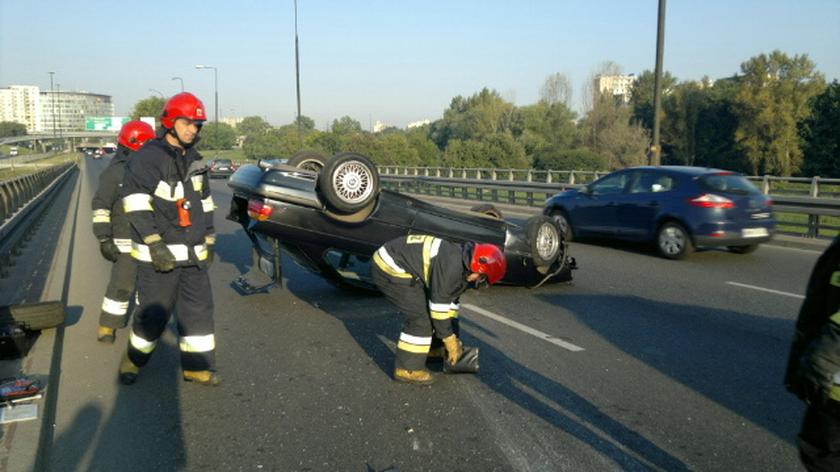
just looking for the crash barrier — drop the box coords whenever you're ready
[0,163,76,269]
[378,170,839,239]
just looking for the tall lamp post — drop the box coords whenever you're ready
[172,76,184,92]
[149,88,165,98]
[195,64,219,132]
[294,0,302,135]
[650,0,667,166]
[48,72,57,139]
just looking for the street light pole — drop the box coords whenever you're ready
[149,88,165,98]
[48,72,56,139]
[56,83,62,143]
[294,0,302,135]
[651,0,667,166]
[195,65,219,131]
[172,76,184,92]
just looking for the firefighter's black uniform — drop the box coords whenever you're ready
[372,235,469,372]
[92,146,137,330]
[786,236,840,471]
[121,137,217,372]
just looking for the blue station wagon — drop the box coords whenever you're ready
[543,166,776,259]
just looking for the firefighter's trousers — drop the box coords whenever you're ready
[127,264,216,372]
[373,265,456,371]
[99,253,137,329]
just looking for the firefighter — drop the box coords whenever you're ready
[92,120,155,343]
[785,236,840,471]
[118,92,219,386]
[372,235,507,385]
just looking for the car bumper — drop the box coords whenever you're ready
[692,222,776,247]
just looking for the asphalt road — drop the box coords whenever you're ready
[0,157,821,471]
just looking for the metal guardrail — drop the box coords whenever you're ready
[379,171,838,238]
[0,164,77,271]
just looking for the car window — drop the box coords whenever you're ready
[630,172,675,194]
[699,173,760,195]
[591,173,629,195]
[216,159,232,165]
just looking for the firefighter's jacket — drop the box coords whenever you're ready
[91,146,133,254]
[374,235,472,321]
[786,236,840,401]
[121,138,214,267]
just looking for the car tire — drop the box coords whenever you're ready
[526,215,562,267]
[657,221,693,260]
[318,152,380,214]
[287,151,328,173]
[728,244,759,254]
[469,203,503,220]
[549,209,574,241]
[0,301,65,331]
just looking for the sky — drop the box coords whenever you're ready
[1,0,838,129]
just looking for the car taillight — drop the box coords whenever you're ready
[688,194,735,209]
[247,199,273,221]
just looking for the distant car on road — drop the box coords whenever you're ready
[9,147,19,157]
[209,159,237,179]
[543,166,776,259]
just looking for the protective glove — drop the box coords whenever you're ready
[442,334,463,366]
[99,239,120,262]
[148,240,176,273]
[205,235,216,266]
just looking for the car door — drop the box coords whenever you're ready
[572,171,630,236]
[616,171,674,239]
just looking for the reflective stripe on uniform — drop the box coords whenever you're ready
[373,248,412,279]
[421,236,442,283]
[179,334,215,353]
[397,332,432,354]
[92,209,111,223]
[101,297,129,315]
[191,175,203,192]
[129,330,157,354]
[123,193,153,212]
[131,242,209,262]
[831,271,840,287]
[202,196,215,212]
[153,181,185,201]
[114,238,132,253]
[449,302,460,319]
[831,311,840,325]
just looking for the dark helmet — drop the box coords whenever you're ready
[117,120,155,151]
[161,92,207,129]
[470,243,507,285]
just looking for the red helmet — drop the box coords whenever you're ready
[161,92,207,129]
[118,120,155,151]
[470,243,507,285]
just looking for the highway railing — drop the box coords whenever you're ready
[377,167,838,239]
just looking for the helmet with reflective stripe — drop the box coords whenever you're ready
[161,92,207,129]
[470,243,507,285]
[117,120,155,151]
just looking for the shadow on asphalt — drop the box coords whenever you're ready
[283,276,689,470]
[49,340,187,470]
[538,293,803,445]
[214,229,254,275]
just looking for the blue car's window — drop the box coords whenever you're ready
[631,172,675,193]
[699,173,760,195]
[591,173,629,195]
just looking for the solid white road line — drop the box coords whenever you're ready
[726,281,805,300]
[462,303,585,352]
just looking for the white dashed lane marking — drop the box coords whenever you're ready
[462,303,585,352]
[726,281,805,299]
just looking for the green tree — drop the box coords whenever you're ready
[800,80,840,177]
[242,131,283,159]
[131,97,166,121]
[540,73,573,107]
[514,102,577,157]
[331,116,362,135]
[295,115,316,132]
[0,121,27,138]
[442,139,486,168]
[405,126,442,166]
[429,88,516,149]
[630,69,678,131]
[533,148,608,171]
[734,50,825,175]
[199,122,237,150]
[578,94,649,169]
[237,116,272,136]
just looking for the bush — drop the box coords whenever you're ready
[533,148,608,171]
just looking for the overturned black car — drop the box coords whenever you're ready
[226,152,576,292]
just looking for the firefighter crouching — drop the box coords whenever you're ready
[118,92,219,387]
[372,235,507,385]
[785,235,840,471]
[92,120,155,343]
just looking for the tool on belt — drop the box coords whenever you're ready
[177,198,192,227]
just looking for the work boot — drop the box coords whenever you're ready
[183,370,221,386]
[118,353,140,385]
[394,368,434,385]
[442,334,463,365]
[97,326,116,344]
